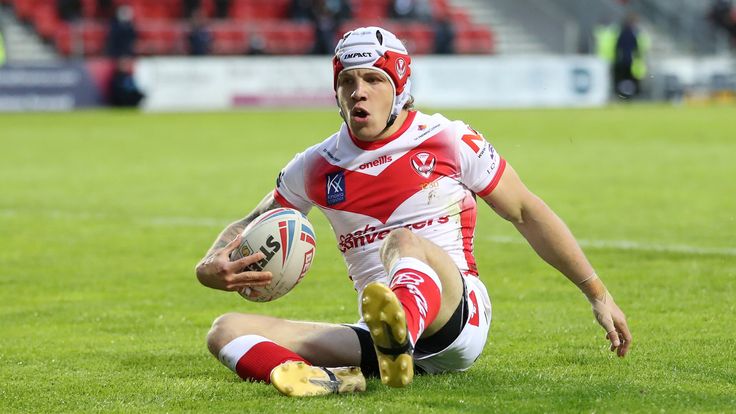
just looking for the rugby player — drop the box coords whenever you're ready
[195,26,632,397]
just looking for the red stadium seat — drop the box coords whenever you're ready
[448,9,472,25]
[455,26,494,54]
[257,22,314,54]
[209,22,249,54]
[394,23,434,55]
[54,25,73,56]
[352,0,390,20]
[80,0,97,19]
[230,1,255,21]
[53,20,107,56]
[430,0,450,19]
[199,0,216,18]
[230,0,289,21]
[32,3,61,40]
[14,0,41,22]
[136,22,186,55]
[80,21,108,55]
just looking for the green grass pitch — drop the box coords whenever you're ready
[1,105,735,413]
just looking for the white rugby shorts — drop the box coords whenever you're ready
[351,275,492,374]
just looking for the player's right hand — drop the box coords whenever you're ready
[195,234,273,291]
[589,291,632,357]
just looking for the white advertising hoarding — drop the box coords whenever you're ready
[135,55,609,111]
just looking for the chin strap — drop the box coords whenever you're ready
[385,113,397,129]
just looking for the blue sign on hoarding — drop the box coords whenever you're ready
[0,62,103,111]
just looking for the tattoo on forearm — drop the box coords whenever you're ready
[204,193,282,257]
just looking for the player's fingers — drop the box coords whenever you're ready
[224,278,272,291]
[227,280,272,291]
[616,322,633,357]
[232,251,265,271]
[221,234,242,256]
[606,329,621,350]
[227,271,273,288]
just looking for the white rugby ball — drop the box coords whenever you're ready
[229,208,317,302]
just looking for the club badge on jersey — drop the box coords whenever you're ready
[410,152,436,179]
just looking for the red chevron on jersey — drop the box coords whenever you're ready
[273,110,506,293]
[305,131,457,224]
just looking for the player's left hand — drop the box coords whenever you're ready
[589,291,632,357]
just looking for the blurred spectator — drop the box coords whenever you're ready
[593,17,617,93]
[188,10,212,55]
[433,15,455,54]
[709,0,736,39]
[109,58,144,107]
[57,0,82,22]
[290,0,314,22]
[247,34,267,55]
[106,5,137,58]
[414,0,434,22]
[96,0,115,19]
[311,0,351,54]
[614,13,648,99]
[214,0,231,19]
[593,17,617,64]
[325,0,351,21]
[183,0,201,18]
[389,0,417,20]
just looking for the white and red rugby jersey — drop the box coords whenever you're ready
[273,110,506,293]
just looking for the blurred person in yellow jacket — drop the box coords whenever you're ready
[0,30,6,66]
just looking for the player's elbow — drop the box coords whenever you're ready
[497,206,525,224]
[497,193,545,225]
[194,261,208,286]
[491,198,526,224]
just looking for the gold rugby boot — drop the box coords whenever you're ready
[361,282,414,387]
[270,361,366,397]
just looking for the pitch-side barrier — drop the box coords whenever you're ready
[134,55,610,111]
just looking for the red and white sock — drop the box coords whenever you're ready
[388,257,443,346]
[218,335,309,383]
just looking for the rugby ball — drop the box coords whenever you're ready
[229,208,317,302]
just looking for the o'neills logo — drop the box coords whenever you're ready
[338,216,450,253]
[343,52,372,59]
[359,155,392,170]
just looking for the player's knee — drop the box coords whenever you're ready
[206,312,254,356]
[380,228,424,265]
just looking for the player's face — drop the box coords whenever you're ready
[337,68,395,141]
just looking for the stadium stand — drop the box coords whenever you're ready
[3,0,494,57]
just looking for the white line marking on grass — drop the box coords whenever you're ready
[145,216,224,227]
[2,208,735,257]
[483,235,736,257]
[0,208,226,227]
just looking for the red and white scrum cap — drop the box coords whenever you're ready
[333,26,412,125]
